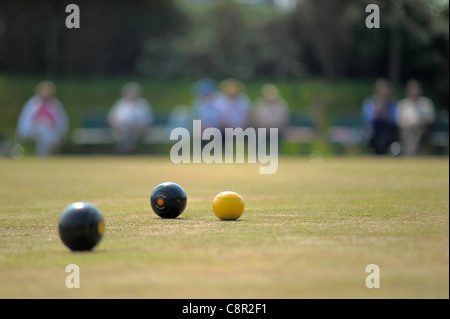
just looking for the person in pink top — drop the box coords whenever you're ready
[16,81,69,157]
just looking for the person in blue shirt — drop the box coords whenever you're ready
[362,78,398,155]
[192,78,223,131]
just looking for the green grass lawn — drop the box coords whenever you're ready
[0,157,448,298]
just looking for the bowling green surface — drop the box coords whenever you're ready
[0,157,448,298]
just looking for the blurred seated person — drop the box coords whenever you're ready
[251,83,290,139]
[217,79,251,130]
[192,78,223,131]
[16,81,69,157]
[397,79,436,156]
[362,78,398,155]
[108,82,154,154]
[168,104,192,133]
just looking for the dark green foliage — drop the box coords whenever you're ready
[0,0,185,75]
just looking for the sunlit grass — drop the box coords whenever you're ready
[0,157,448,298]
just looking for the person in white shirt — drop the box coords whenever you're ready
[251,83,290,137]
[108,82,154,154]
[217,78,251,130]
[16,81,69,157]
[397,79,436,156]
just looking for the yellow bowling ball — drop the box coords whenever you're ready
[213,191,244,220]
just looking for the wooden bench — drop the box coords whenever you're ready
[70,111,448,154]
[71,124,170,145]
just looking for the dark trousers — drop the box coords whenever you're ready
[369,120,398,155]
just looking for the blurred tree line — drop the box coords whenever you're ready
[0,0,448,106]
[0,0,184,75]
